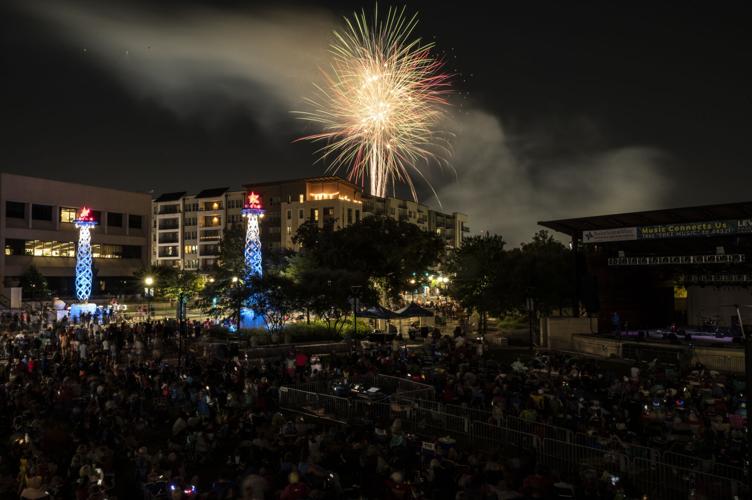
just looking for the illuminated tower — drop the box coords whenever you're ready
[74,207,97,302]
[240,192,265,329]
[242,192,264,280]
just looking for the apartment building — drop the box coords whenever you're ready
[152,188,246,271]
[0,172,151,296]
[152,176,469,270]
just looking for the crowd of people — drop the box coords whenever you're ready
[0,307,748,499]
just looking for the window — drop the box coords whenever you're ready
[299,209,304,219]
[287,209,292,220]
[287,226,292,235]
[347,208,353,224]
[128,214,143,229]
[4,239,24,256]
[91,210,102,223]
[60,207,76,223]
[107,212,123,227]
[355,210,360,222]
[22,240,75,257]
[311,209,319,222]
[6,201,25,219]
[31,204,53,221]
[121,245,142,259]
[287,195,292,203]
[184,244,197,254]
[299,194,305,203]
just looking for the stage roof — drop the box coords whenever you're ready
[539,201,752,238]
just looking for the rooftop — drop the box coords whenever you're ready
[539,201,752,238]
[154,191,186,203]
[195,187,229,199]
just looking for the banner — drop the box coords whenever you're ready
[582,227,637,243]
[583,218,752,243]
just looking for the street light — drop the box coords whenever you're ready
[143,275,155,320]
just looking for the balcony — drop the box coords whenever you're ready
[157,246,179,258]
[158,234,180,244]
[200,202,223,211]
[200,228,222,239]
[158,221,180,231]
[199,244,220,256]
[158,206,181,215]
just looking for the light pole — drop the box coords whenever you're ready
[526,294,535,351]
[143,275,154,320]
[232,276,241,333]
[350,285,362,339]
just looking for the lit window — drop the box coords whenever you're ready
[212,216,220,225]
[287,226,292,235]
[299,194,304,203]
[212,202,219,210]
[60,207,76,223]
[314,209,319,222]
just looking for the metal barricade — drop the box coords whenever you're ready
[539,439,628,478]
[662,451,746,483]
[631,457,742,500]
[505,415,572,443]
[469,421,539,454]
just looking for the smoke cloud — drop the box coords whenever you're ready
[433,110,671,244]
[14,1,673,245]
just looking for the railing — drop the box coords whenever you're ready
[662,451,746,483]
[278,378,748,499]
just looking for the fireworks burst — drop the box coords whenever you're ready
[295,5,453,201]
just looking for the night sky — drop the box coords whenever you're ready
[2,1,749,243]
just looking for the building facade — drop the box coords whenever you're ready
[152,188,246,271]
[151,176,469,269]
[1,172,151,296]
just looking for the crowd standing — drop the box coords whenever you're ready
[0,308,748,499]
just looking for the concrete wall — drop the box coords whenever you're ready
[567,334,744,373]
[544,316,599,350]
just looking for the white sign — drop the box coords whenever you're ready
[582,227,637,244]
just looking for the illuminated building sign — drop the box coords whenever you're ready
[245,192,262,210]
[583,218,752,244]
[76,206,96,223]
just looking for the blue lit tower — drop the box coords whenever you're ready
[240,192,265,329]
[242,192,264,280]
[74,206,97,302]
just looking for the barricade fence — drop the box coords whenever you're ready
[279,383,747,498]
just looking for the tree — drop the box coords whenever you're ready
[294,216,444,303]
[20,265,50,300]
[285,255,375,334]
[446,235,514,333]
[217,224,247,278]
[247,273,298,334]
[517,230,574,315]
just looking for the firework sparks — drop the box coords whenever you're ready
[295,5,453,201]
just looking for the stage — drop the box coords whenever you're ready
[604,328,741,347]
